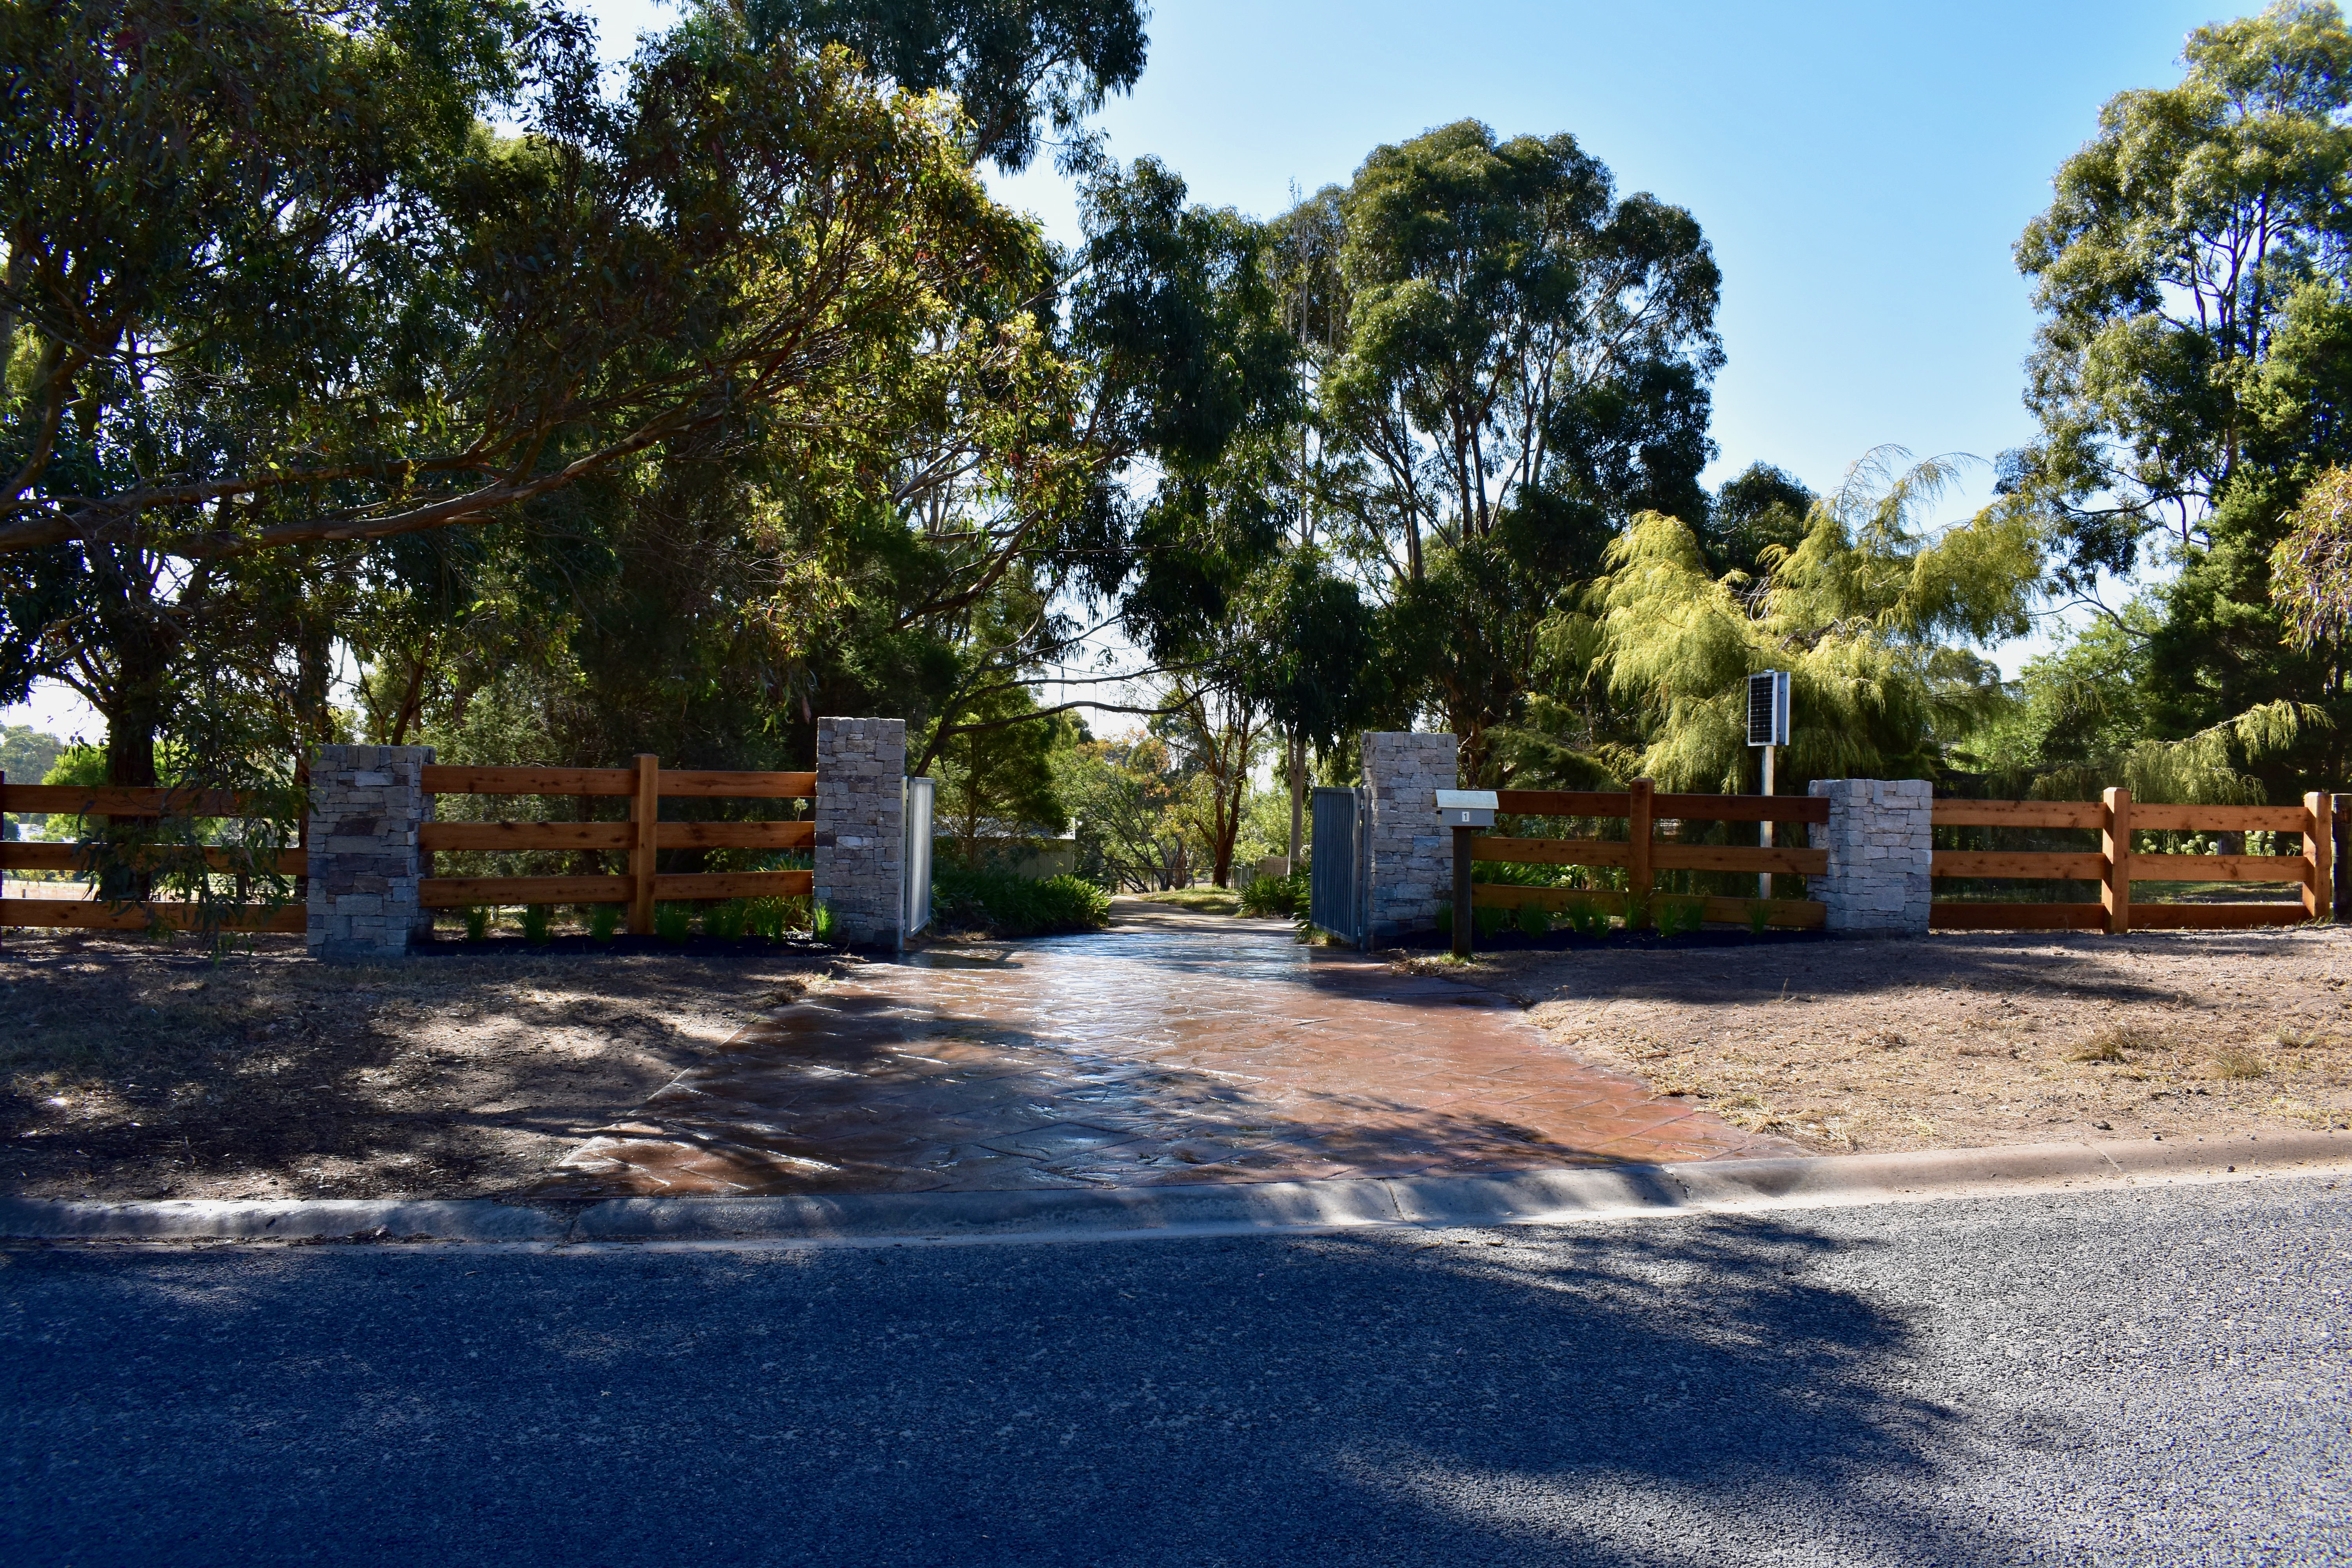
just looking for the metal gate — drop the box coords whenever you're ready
[902,775,935,937]
[1308,785,1365,946]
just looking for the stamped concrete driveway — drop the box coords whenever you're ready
[541,903,1794,1196]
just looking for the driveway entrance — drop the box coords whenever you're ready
[543,902,1795,1195]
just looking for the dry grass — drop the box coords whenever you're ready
[0,931,847,1200]
[1417,927,2352,1153]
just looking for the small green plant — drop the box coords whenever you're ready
[703,901,746,940]
[1564,899,1612,938]
[1433,902,1454,935]
[1746,900,1775,936]
[1655,898,1704,937]
[1515,900,1550,938]
[1475,904,1508,938]
[811,900,837,943]
[1619,890,1653,932]
[654,902,693,944]
[463,906,491,942]
[588,902,622,942]
[742,896,797,941]
[521,904,553,945]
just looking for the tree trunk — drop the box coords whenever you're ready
[1287,731,1305,866]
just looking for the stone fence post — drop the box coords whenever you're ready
[1362,730,1460,944]
[813,717,906,951]
[306,744,435,961]
[1808,777,1933,934]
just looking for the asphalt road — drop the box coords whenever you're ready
[2,1178,2345,1568]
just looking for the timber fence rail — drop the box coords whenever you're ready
[1930,788,2332,933]
[418,754,817,936]
[1466,779,1832,929]
[0,773,305,933]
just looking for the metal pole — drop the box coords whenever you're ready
[1452,824,1475,958]
[1759,744,1775,900]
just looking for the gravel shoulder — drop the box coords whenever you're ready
[0,933,847,1201]
[1411,927,2352,1152]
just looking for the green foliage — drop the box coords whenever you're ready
[742,896,804,940]
[654,902,693,944]
[931,685,1072,868]
[521,904,552,945]
[811,900,837,943]
[1514,901,1549,938]
[1655,898,1704,938]
[463,907,492,942]
[1238,872,1308,918]
[1563,900,1612,938]
[1998,1,2352,795]
[1586,448,2034,791]
[702,902,746,940]
[1,724,64,789]
[930,866,1110,936]
[1746,900,1774,936]
[588,902,622,942]
[1619,889,1653,932]
[743,0,1147,172]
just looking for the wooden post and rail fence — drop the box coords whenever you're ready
[1456,782,2341,935]
[414,757,813,935]
[0,755,816,938]
[1465,780,1834,928]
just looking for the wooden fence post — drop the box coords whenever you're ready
[1628,777,1655,910]
[630,753,659,936]
[2102,786,2132,935]
[2305,790,2332,922]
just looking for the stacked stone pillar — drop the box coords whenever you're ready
[305,744,435,961]
[813,718,907,951]
[1808,777,1934,934]
[1361,730,1460,944]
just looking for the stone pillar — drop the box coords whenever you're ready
[1361,730,1460,944]
[1808,777,1934,935]
[813,718,906,951]
[306,744,435,960]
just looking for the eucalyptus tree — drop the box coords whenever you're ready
[746,0,1148,172]
[1295,120,1720,779]
[2009,0,2352,790]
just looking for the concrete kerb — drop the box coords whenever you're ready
[2,1131,2343,1249]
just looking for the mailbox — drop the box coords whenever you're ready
[1435,788,1498,829]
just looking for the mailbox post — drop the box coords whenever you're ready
[1437,789,1498,958]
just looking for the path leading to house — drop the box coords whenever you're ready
[539,901,1798,1196]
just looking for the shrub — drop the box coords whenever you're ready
[654,902,693,944]
[1475,904,1508,938]
[1619,890,1653,931]
[811,900,836,943]
[703,901,746,940]
[1746,900,1774,936]
[931,867,1110,937]
[1239,871,1308,918]
[463,906,491,942]
[1515,901,1549,938]
[742,895,803,941]
[588,902,622,942]
[521,904,553,945]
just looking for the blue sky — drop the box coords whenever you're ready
[0,0,2260,739]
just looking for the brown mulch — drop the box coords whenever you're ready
[1412,927,2352,1152]
[0,932,848,1201]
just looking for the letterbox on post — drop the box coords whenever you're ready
[1436,789,1498,958]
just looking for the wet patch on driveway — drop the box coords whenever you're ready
[541,906,1797,1194]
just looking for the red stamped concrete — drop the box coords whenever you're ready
[542,904,1798,1195]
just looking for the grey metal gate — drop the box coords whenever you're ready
[902,775,935,937]
[1308,785,1365,946]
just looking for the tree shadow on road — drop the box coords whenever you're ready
[0,1208,2078,1566]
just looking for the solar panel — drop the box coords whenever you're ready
[1746,671,1789,747]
